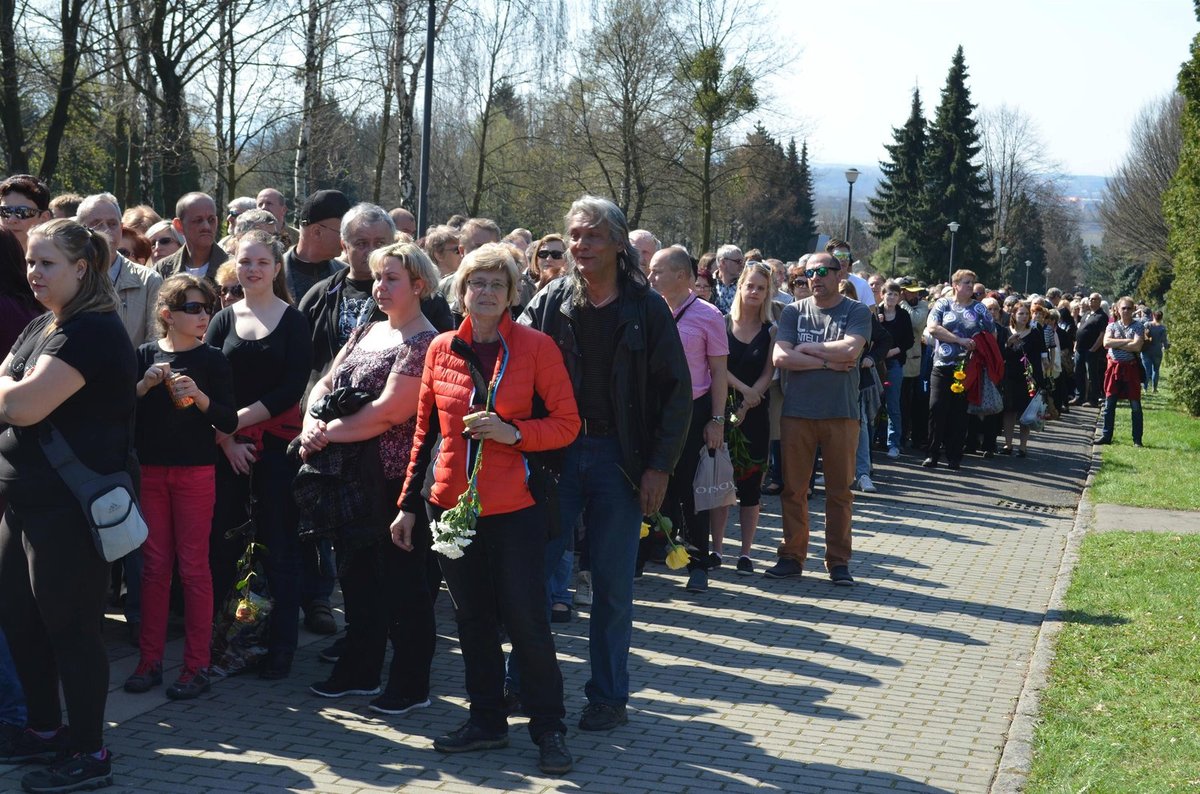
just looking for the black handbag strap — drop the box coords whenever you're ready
[37,422,103,504]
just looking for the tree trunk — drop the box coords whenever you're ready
[38,0,85,184]
[390,0,413,210]
[0,1,28,174]
[700,133,713,253]
[295,0,321,202]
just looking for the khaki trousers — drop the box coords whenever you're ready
[778,416,858,569]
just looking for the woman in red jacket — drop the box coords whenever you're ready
[391,243,580,776]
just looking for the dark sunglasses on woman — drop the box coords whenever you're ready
[220,285,244,299]
[536,249,565,260]
[171,302,216,316]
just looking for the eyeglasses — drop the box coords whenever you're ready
[220,284,244,298]
[0,206,40,220]
[722,256,744,264]
[466,279,508,293]
[152,237,177,247]
[804,265,841,279]
[831,251,851,261]
[170,302,216,315]
[536,249,565,260]
[789,279,809,288]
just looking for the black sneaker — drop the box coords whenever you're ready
[20,749,112,793]
[685,568,708,593]
[309,678,381,698]
[829,565,855,586]
[762,558,803,579]
[503,687,524,717]
[736,556,754,576]
[368,693,431,716]
[537,731,573,775]
[122,661,162,694]
[433,722,508,753]
[704,552,723,570]
[166,667,211,700]
[578,702,628,732]
[0,727,69,764]
[318,636,345,663]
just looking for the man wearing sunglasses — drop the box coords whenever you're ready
[825,238,875,308]
[767,252,870,586]
[0,174,52,252]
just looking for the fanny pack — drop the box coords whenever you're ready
[38,422,148,562]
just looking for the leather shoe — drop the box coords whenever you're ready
[921,457,937,468]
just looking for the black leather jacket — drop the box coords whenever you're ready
[520,277,692,482]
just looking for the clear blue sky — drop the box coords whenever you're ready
[759,0,1196,176]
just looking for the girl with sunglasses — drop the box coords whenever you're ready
[124,274,237,700]
[531,234,567,291]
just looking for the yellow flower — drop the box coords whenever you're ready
[665,544,691,570]
[953,370,966,381]
[640,521,650,539]
[951,382,965,394]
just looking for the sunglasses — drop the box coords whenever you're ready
[831,251,851,261]
[220,284,244,298]
[789,279,810,288]
[152,237,178,247]
[536,249,565,260]
[804,265,841,279]
[171,302,216,315]
[0,206,40,220]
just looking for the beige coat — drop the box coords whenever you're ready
[902,298,930,379]
[113,255,163,348]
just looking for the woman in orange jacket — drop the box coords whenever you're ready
[391,243,580,776]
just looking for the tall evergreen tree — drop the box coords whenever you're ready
[920,47,993,282]
[1162,0,1200,416]
[869,88,927,241]
[793,139,817,254]
[1007,191,1047,292]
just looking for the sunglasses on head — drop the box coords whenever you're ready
[804,265,841,279]
[0,206,40,220]
[220,284,244,298]
[831,251,851,261]
[536,249,565,260]
[171,301,215,315]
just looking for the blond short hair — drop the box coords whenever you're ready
[454,242,521,309]
[368,242,440,299]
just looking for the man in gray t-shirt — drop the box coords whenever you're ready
[765,253,870,586]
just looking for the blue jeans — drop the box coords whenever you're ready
[515,436,641,707]
[1141,351,1162,390]
[1101,397,1143,444]
[883,360,903,450]
[548,542,573,608]
[856,400,871,479]
[0,628,26,726]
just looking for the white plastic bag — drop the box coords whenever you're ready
[693,445,736,512]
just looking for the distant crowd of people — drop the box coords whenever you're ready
[0,171,1167,791]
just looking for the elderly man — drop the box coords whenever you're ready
[712,244,744,313]
[897,278,930,450]
[437,217,501,324]
[285,189,351,302]
[767,252,870,585]
[257,187,301,247]
[629,229,659,272]
[389,207,417,238]
[226,196,256,235]
[0,174,52,251]
[156,192,225,281]
[1072,292,1108,407]
[647,246,728,593]
[521,196,691,732]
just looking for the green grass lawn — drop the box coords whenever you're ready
[1027,533,1200,792]
[1089,384,1200,511]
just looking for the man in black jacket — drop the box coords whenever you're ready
[520,196,691,733]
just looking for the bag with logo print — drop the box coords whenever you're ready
[693,444,737,512]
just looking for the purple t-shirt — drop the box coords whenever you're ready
[673,294,729,399]
[333,324,435,479]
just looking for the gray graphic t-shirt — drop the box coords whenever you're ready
[776,296,872,420]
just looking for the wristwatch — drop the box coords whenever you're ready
[512,426,522,445]
[710,415,725,425]
[822,360,829,370]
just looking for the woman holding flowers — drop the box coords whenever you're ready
[1000,300,1047,457]
[296,242,438,715]
[392,243,580,776]
[709,262,774,575]
[923,269,994,469]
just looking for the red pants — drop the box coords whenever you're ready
[138,465,215,671]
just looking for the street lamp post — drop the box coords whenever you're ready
[998,245,1008,285]
[844,168,859,242]
[1024,260,1032,294]
[1044,265,1052,292]
[946,221,960,284]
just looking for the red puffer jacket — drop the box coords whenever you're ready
[403,311,580,516]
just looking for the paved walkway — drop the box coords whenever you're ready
[0,409,1102,793]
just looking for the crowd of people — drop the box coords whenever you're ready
[0,171,1169,791]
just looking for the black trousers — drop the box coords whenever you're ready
[928,365,969,464]
[0,502,110,753]
[331,484,434,698]
[1086,349,1107,403]
[901,376,929,449]
[437,504,565,742]
[661,394,711,570]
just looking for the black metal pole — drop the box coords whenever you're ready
[844,182,854,242]
[417,0,435,234]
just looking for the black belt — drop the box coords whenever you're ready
[581,417,617,437]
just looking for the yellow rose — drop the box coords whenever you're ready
[640,521,650,539]
[665,545,691,570]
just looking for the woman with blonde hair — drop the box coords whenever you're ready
[709,262,775,574]
[1000,300,1047,456]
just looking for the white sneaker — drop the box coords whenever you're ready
[574,571,593,606]
[887,447,900,459]
[857,474,877,493]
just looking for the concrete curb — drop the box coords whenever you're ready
[989,436,1103,793]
